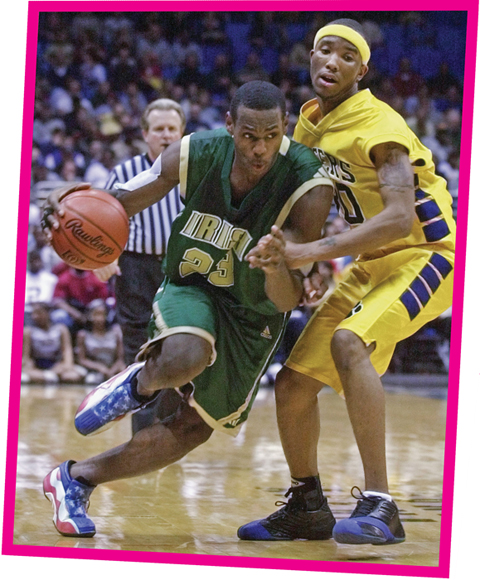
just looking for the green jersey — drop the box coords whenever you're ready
[165,128,332,315]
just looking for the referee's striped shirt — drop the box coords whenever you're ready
[105,153,182,256]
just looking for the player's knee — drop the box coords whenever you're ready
[163,335,212,377]
[274,366,321,407]
[145,334,212,388]
[274,366,294,404]
[331,329,368,371]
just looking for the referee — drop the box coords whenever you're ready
[94,98,186,434]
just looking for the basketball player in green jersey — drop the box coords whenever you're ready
[41,81,337,538]
[239,20,455,545]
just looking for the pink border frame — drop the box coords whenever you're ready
[2,1,479,577]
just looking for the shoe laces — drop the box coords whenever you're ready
[274,486,306,512]
[350,486,397,519]
[350,486,383,517]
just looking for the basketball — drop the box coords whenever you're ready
[50,189,129,270]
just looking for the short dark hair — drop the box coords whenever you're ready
[328,18,371,47]
[230,81,286,122]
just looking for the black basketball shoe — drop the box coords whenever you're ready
[333,487,406,545]
[237,485,336,540]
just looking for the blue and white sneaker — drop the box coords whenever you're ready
[43,460,96,537]
[75,362,148,436]
[333,487,405,545]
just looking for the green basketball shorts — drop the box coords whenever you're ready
[137,279,288,435]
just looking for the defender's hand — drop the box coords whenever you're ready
[301,270,329,306]
[246,226,287,273]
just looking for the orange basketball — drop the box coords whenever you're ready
[50,189,129,270]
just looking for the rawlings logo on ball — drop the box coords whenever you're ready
[65,219,115,258]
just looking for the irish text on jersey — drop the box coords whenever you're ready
[180,211,253,260]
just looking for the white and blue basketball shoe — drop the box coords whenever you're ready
[74,362,148,436]
[43,460,96,537]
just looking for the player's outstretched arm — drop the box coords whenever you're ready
[113,140,182,217]
[284,142,415,269]
[42,140,183,238]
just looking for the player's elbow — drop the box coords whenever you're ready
[395,208,415,238]
[385,203,415,240]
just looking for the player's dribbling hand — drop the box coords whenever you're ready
[246,226,287,273]
[41,182,91,241]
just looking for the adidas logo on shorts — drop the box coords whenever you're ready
[261,326,272,339]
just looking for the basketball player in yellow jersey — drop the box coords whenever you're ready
[239,19,455,544]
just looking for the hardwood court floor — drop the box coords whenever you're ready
[13,382,447,567]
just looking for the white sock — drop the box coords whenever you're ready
[363,490,392,502]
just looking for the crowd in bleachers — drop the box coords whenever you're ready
[25,11,465,383]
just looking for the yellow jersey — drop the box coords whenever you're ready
[293,90,456,260]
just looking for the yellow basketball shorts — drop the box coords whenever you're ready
[286,247,454,396]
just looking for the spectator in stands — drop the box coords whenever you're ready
[205,52,234,108]
[403,83,441,130]
[428,61,461,99]
[200,12,229,49]
[71,12,102,46]
[90,80,117,117]
[289,29,317,85]
[249,12,286,54]
[197,89,223,128]
[76,299,125,384]
[39,127,68,176]
[83,140,113,187]
[78,46,108,100]
[392,57,424,98]
[174,50,208,90]
[38,12,69,51]
[271,53,302,90]
[108,43,139,93]
[171,28,203,70]
[50,77,94,118]
[52,267,110,336]
[138,50,164,101]
[437,151,460,199]
[136,21,174,70]
[33,100,64,147]
[57,158,82,182]
[103,12,134,53]
[22,302,86,384]
[235,51,270,85]
[30,225,63,273]
[185,102,211,134]
[42,28,75,89]
[433,84,463,114]
[118,82,148,123]
[25,251,59,322]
